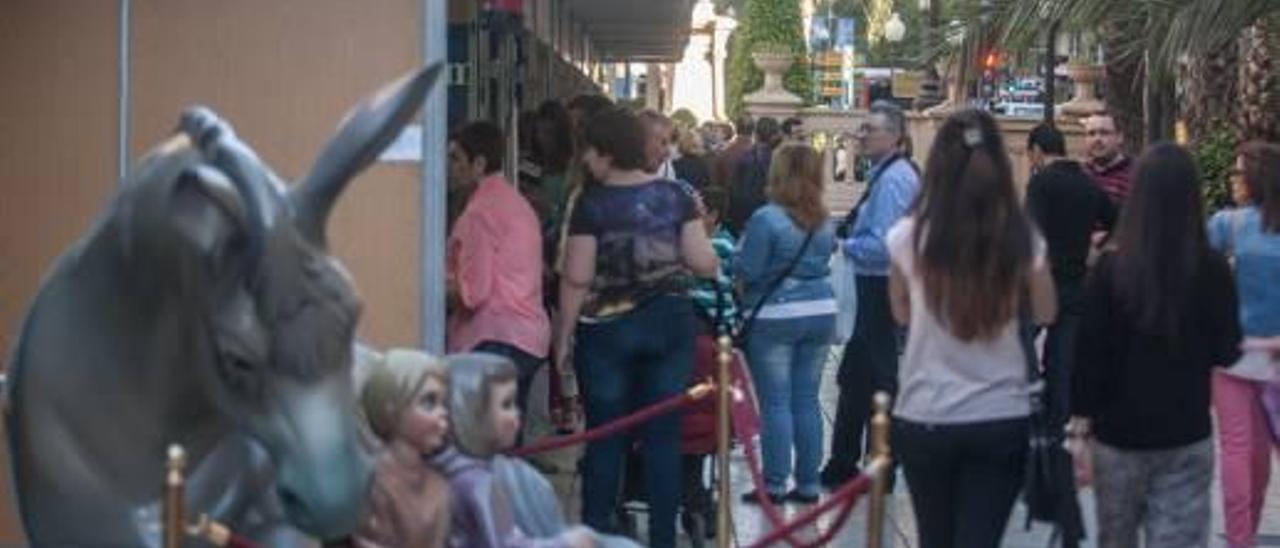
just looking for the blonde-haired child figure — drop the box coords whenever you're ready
[348,349,452,548]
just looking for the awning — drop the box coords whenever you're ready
[568,0,693,62]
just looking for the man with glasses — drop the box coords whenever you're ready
[1082,111,1134,206]
[823,100,920,489]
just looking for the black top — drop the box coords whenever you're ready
[673,154,712,190]
[1071,252,1242,450]
[1025,160,1117,294]
[726,144,773,236]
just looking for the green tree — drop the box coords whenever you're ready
[975,0,1279,146]
[726,0,813,119]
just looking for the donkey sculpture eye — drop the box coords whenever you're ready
[217,350,264,402]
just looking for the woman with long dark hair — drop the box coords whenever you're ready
[1072,143,1242,548]
[734,143,837,505]
[1207,141,1280,548]
[886,109,1056,548]
[554,107,718,548]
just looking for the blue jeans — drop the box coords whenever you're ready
[574,295,695,548]
[746,314,835,496]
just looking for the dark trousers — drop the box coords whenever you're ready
[896,417,1029,548]
[829,275,899,473]
[1042,282,1082,427]
[473,340,543,418]
[575,295,695,548]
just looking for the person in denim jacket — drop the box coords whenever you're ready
[735,144,837,504]
[1206,141,1280,548]
[824,100,922,487]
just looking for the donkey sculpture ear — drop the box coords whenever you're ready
[290,63,444,249]
[165,162,251,279]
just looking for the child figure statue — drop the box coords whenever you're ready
[433,353,595,548]
[347,349,453,548]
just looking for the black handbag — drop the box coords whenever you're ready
[1018,297,1086,547]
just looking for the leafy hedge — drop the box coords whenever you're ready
[1193,124,1237,215]
[726,0,812,119]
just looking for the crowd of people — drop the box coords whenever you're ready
[436,88,1280,548]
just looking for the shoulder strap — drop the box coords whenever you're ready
[844,154,904,224]
[735,230,815,341]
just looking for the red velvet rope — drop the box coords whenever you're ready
[225,535,261,548]
[743,472,873,548]
[508,385,711,458]
[733,390,874,548]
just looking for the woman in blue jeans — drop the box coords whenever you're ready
[735,144,837,505]
[554,107,718,548]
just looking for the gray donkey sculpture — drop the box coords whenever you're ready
[5,63,441,546]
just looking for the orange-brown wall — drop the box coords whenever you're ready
[130,0,426,348]
[0,2,121,540]
[1,1,428,542]
[0,0,120,369]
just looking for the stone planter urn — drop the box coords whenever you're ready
[745,51,803,108]
[1058,63,1106,118]
[924,59,962,116]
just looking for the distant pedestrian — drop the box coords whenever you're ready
[889,109,1057,548]
[1025,123,1117,425]
[735,144,837,506]
[673,127,713,190]
[555,107,719,548]
[446,122,550,418]
[726,117,783,235]
[822,100,920,488]
[1207,141,1280,548]
[712,116,754,189]
[1082,111,1135,207]
[1072,143,1242,548]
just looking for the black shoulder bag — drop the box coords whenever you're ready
[731,230,814,347]
[1019,291,1086,547]
[835,153,916,239]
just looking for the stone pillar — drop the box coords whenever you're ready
[646,63,662,110]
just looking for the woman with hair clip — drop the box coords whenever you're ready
[1206,141,1280,548]
[886,109,1057,548]
[1072,143,1241,548]
[734,143,837,505]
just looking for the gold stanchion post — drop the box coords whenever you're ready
[866,392,892,548]
[715,335,734,548]
[163,444,187,548]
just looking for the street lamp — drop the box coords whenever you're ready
[885,12,906,44]
[885,12,905,104]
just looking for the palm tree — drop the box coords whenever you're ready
[1237,16,1279,143]
[966,0,1279,145]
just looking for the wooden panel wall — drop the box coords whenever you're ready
[0,1,120,366]
[0,2,120,539]
[0,3,428,541]
[130,0,425,348]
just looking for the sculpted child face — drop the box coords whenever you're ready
[396,376,449,455]
[488,380,520,451]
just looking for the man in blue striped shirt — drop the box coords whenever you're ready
[823,100,921,488]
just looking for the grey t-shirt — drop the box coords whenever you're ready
[888,217,1042,424]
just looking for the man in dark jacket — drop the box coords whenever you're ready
[711,116,755,189]
[726,117,782,235]
[1025,123,1117,425]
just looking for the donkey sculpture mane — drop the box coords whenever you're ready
[5,64,441,546]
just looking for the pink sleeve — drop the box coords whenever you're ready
[456,210,496,311]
